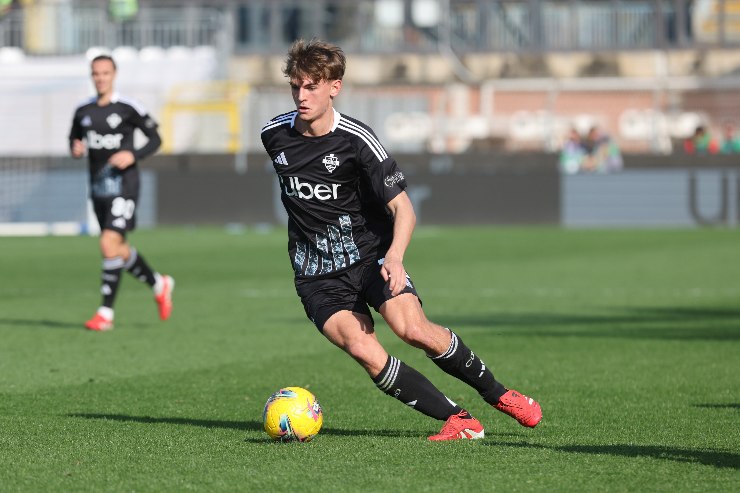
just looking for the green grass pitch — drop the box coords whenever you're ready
[0,226,738,492]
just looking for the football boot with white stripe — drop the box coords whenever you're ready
[154,275,175,321]
[494,389,542,427]
[428,411,484,441]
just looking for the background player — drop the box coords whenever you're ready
[261,39,542,440]
[69,54,174,331]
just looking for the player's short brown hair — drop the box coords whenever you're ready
[91,54,117,70]
[283,39,345,83]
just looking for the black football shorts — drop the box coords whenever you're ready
[93,196,138,236]
[295,256,420,332]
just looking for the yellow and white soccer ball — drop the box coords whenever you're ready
[262,387,323,442]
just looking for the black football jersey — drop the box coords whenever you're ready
[69,93,160,198]
[261,109,408,279]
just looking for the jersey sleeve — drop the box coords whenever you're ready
[68,109,84,150]
[354,131,407,207]
[128,107,161,161]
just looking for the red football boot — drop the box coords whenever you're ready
[154,275,175,321]
[494,389,542,428]
[85,312,113,332]
[428,411,485,441]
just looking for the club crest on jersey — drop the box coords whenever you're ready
[106,113,122,129]
[322,154,340,173]
[81,115,92,127]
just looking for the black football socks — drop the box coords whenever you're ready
[124,247,156,287]
[373,355,462,420]
[101,256,124,308]
[431,330,507,405]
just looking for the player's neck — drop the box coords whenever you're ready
[96,91,114,106]
[297,108,334,137]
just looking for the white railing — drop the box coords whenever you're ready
[1,1,738,56]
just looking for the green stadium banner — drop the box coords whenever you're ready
[0,0,12,18]
[108,0,138,22]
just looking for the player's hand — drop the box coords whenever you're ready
[71,139,86,158]
[381,256,407,297]
[108,150,135,169]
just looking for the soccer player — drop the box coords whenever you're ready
[69,54,174,331]
[261,39,542,441]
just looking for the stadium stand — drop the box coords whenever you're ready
[1,0,739,233]
[1,0,739,156]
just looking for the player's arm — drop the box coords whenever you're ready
[382,191,416,296]
[131,113,161,161]
[68,113,86,158]
[109,111,162,169]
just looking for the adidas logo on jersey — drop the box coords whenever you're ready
[274,152,288,166]
[81,115,92,127]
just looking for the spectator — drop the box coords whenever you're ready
[559,127,585,174]
[719,121,740,154]
[580,125,623,173]
[684,125,720,154]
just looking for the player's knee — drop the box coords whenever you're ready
[396,321,430,348]
[343,338,371,361]
[100,241,120,258]
[99,242,117,258]
[99,231,126,257]
[344,340,388,376]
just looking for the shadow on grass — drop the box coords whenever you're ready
[68,413,428,438]
[487,441,739,469]
[441,306,740,342]
[0,318,80,330]
[69,413,259,431]
[694,403,740,410]
[0,318,164,331]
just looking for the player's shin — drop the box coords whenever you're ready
[100,256,124,308]
[124,247,156,286]
[372,355,461,420]
[430,329,507,405]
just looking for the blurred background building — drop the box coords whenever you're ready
[1,0,739,230]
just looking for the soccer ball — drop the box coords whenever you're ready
[262,387,323,442]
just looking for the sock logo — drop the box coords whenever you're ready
[394,388,401,398]
[466,351,475,368]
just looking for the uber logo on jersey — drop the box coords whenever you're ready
[106,113,122,129]
[322,153,340,173]
[87,130,124,150]
[280,176,340,200]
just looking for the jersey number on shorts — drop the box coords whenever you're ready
[111,198,135,219]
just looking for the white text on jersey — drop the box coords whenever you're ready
[87,130,123,150]
[280,176,341,201]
